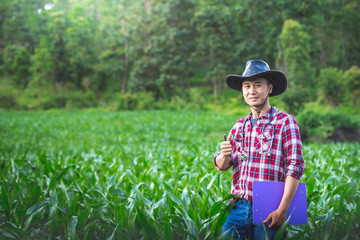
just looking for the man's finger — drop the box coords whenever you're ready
[263,214,271,223]
[227,132,232,141]
[269,220,276,229]
[221,143,232,149]
[222,150,232,156]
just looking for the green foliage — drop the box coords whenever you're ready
[29,43,55,100]
[281,86,312,115]
[40,96,67,110]
[297,105,360,142]
[0,0,359,115]
[113,92,156,111]
[66,10,94,89]
[194,1,235,96]
[278,19,315,88]
[0,111,359,239]
[46,10,69,87]
[288,143,360,239]
[64,91,98,110]
[93,49,124,93]
[2,45,18,75]
[3,45,32,89]
[318,68,345,107]
[0,86,17,109]
[277,19,316,114]
[343,65,360,106]
[10,47,32,89]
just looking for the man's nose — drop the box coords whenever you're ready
[249,86,256,94]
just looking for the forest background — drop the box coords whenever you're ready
[0,0,360,142]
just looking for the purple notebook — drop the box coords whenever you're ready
[253,181,307,225]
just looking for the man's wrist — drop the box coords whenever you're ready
[277,204,289,215]
[216,153,230,169]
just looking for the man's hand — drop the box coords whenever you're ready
[215,133,232,169]
[220,133,232,158]
[263,176,299,228]
[263,208,287,229]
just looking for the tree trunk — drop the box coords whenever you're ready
[211,51,217,97]
[122,44,128,95]
[180,51,185,95]
[217,75,222,96]
[146,0,154,88]
[94,0,101,20]
[38,78,42,102]
[213,75,218,96]
[121,5,129,95]
[181,71,185,95]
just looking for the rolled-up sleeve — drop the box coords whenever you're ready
[282,116,305,180]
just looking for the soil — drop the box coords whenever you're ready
[328,128,360,142]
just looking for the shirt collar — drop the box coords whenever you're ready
[247,106,278,121]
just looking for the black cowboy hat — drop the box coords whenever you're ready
[225,59,287,97]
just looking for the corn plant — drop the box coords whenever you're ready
[0,111,359,239]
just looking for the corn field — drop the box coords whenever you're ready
[0,111,359,239]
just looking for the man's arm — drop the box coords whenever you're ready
[264,116,305,228]
[263,176,299,228]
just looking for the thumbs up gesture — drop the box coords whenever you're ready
[215,132,232,170]
[221,132,232,158]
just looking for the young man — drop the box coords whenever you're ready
[214,60,305,239]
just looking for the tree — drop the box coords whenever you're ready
[194,0,236,96]
[3,45,32,89]
[128,0,171,98]
[92,0,132,95]
[344,66,360,106]
[277,19,316,113]
[46,10,69,90]
[29,37,54,100]
[1,0,48,52]
[164,0,198,95]
[318,68,345,107]
[66,6,95,90]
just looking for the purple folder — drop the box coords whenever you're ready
[253,181,307,225]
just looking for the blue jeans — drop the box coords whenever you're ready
[221,199,279,240]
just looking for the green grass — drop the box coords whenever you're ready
[0,111,359,239]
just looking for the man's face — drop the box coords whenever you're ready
[242,78,273,108]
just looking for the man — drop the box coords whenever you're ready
[214,60,305,240]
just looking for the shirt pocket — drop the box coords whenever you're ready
[257,132,272,155]
[233,135,243,161]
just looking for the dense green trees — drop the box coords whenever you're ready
[0,0,359,112]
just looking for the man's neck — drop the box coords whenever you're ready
[251,103,271,119]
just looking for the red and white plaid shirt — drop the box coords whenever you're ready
[214,107,305,201]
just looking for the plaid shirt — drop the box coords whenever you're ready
[214,107,305,201]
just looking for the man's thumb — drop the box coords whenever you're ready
[227,132,232,141]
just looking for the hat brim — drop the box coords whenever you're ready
[225,70,287,97]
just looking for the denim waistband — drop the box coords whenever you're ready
[234,198,251,204]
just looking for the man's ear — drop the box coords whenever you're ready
[269,84,273,93]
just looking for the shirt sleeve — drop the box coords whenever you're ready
[282,116,306,180]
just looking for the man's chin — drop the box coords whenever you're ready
[248,103,262,108]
